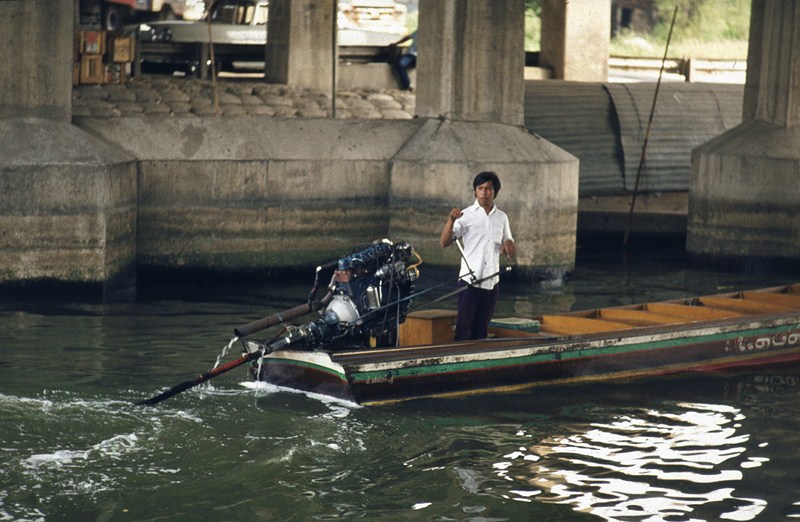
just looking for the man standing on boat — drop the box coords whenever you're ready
[440,171,516,341]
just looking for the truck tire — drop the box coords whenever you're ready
[103,4,126,32]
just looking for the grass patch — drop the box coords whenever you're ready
[525,0,750,59]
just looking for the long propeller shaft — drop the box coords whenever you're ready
[136,350,262,406]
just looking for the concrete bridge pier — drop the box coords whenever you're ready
[0,0,137,301]
[265,0,335,92]
[540,0,611,81]
[687,1,800,266]
[390,0,579,279]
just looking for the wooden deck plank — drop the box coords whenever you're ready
[698,296,792,315]
[598,308,684,326]
[645,302,742,320]
[741,291,800,309]
[539,315,632,335]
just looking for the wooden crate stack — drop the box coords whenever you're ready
[106,34,135,84]
[75,30,135,85]
[76,30,105,84]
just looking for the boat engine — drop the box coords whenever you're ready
[265,239,420,351]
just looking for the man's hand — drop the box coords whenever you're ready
[440,207,464,248]
[448,207,463,222]
[502,239,516,259]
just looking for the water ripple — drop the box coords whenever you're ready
[494,401,768,521]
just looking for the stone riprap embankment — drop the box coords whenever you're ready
[72,76,416,120]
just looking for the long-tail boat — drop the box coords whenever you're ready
[234,243,800,405]
[242,285,800,405]
[137,240,800,407]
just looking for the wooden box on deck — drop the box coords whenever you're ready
[399,309,457,346]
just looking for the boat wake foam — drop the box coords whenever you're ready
[239,381,361,409]
[23,433,139,470]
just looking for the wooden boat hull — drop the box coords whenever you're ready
[254,350,356,403]
[250,285,800,405]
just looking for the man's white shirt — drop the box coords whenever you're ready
[451,200,514,290]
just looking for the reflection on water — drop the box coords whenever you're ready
[518,402,765,520]
[382,368,800,521]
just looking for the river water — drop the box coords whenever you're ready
[2,242,800,521]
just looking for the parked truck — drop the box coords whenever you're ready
[136,0,408,77]
[80,0,203,32]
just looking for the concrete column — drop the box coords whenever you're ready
[0,0,137,301]
[687,0,800,265]
[742,1,800,126]
[539,0,610,81]
[415,0,525,126]
[265,0,335,91]
[0,0,73,120]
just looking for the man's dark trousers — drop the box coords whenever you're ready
[454,282,499,341]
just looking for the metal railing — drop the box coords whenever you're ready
[608,56,747,82]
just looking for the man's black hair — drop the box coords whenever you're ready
[473,171,501,196]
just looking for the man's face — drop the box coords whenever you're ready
[475,180,495,208]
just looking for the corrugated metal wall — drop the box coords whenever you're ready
[524,81,625,195]
[524,81,744,196]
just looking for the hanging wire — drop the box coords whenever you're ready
[622,5,679,247]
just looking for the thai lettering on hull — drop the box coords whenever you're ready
[730,330,800,353]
